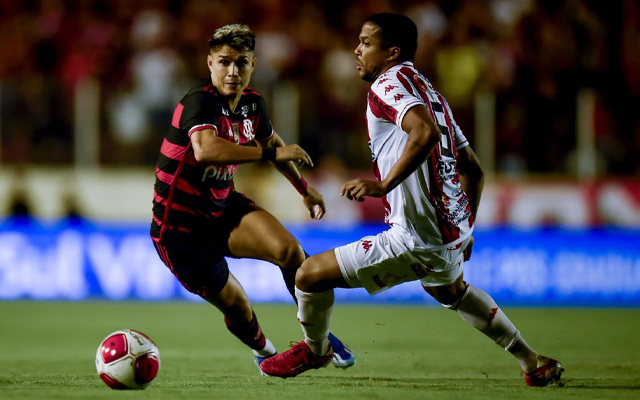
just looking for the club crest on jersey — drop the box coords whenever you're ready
[243,119,254,140]
[413,74,430,92]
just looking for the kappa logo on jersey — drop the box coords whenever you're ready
[384,85,396,95]
[393,93,404,102]
[377,77,389,85]
[201,165,237,181]
[361,240,373,254]
[243,119,254,140]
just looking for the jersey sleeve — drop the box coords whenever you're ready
[179,91,220,137]
[254,96,274,142]
[369,71,424,127]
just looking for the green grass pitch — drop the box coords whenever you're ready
[1,301,639,399]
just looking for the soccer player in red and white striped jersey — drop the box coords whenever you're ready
[261,14,563,387]
[151,24,354,372]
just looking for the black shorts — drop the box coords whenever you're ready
[152,195,254,298]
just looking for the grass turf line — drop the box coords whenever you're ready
[0,302,639,399]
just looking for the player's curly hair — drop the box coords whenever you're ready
[364,13,417,62]
[208,24,255,53]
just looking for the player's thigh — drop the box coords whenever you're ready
[334,227,419,295]
[154,238,231,300]
[297,250,350,292]
[227,203,303,266]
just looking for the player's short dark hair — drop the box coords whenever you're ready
[208,24,255,53]
[364,13,417,62]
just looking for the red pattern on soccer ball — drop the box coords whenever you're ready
[100,333,128,364]
[135,353,160,384]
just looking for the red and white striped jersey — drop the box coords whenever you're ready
[366,61,473,249]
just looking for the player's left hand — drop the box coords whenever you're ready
[341,179,386,202]
[303,186,326,220]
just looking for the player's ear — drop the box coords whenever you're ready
[207,54,214,71]
[388,47,400,61]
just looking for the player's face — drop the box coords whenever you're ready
[355,22,391,82]
[207,45,256,100]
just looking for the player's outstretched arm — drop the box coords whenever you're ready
[191,128,313,166]
[257,132,325,220]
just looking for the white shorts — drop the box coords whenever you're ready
[335,225,471,295]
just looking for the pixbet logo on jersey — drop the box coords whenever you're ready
[201,165,237,181]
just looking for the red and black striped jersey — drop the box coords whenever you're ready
[151,78,274,241]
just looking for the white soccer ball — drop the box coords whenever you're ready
[95,329,160,390]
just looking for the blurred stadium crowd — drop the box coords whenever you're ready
[1,0,639,175]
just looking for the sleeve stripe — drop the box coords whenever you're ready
[188,124,217,138]
[396,100,424,128]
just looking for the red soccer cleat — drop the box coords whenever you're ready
[260,341,333,378]
[524,356,565,387]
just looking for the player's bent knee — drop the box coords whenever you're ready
[424,279,468,307]
[295,257,324,292]
[272,239,305,269]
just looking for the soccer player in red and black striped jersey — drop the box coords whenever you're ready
[261,14,563,386]
[151,24,355,372]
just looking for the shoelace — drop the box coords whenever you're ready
[288,341,306,358]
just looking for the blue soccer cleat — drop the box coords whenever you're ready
[328,333,356,369]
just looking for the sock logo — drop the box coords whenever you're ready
[488,307,499,325]
[361,240,373,254]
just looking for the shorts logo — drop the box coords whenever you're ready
[380,232,389,247]
[372,273,406,288]
[361,240,373,254]
[410,263,434,278]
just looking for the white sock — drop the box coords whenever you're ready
[252,338,276,357]
[295,286,334,355]
[446,284,538,371]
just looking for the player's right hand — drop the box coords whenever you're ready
[276,144,313,167]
